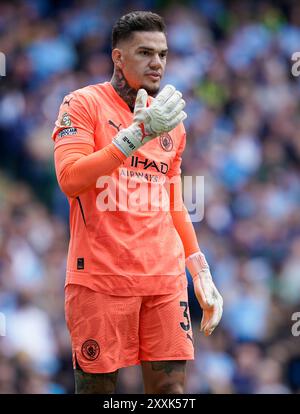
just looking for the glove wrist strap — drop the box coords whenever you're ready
[112,124,143,157]
[186,251,210,280]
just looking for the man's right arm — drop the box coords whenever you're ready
[52,91,127,198]
[54,142,126,198]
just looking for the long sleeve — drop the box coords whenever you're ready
[167,176,200,259]
[52,89,127,198]
[166,123,200,259]
[54,142,126,198]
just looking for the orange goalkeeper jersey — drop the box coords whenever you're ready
[52,82,188,296]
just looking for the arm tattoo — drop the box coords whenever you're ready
[74,369,118,394]
[150,361,186,376]
[111,69,137,111]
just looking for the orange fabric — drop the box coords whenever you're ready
[54,142,126,198]
[55,142,200,256]
[168,178,201,258]
[65,284,194,373]
[52,81,194,296]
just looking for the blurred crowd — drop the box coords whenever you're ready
[1,0,300,394]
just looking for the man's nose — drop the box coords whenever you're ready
[149,54,163,68]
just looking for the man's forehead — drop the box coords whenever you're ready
[127,31,167,50]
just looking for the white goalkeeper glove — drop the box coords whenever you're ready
[112,84,186,157]
[186,251,223,336]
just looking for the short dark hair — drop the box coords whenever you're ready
[112,11,166,49]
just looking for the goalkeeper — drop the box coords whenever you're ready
[52,11,223,394]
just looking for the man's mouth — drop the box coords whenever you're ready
[145,72,161,81]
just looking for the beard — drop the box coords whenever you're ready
[118,69,161,97]
[141,83,160,97]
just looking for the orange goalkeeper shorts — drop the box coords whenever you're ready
[65,283,194,374]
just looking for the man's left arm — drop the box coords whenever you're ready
[166,127,223,336]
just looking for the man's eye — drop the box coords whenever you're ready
[160,54,167,59]
[140,51,149,56]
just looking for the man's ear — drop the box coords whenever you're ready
[112,49,124,69]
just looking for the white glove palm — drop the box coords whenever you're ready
[134,84,186,139]
[113,85,186,157]
[186,252,223,336]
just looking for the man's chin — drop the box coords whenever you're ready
[141,83,160,97]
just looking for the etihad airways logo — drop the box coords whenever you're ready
[130,155,169,174]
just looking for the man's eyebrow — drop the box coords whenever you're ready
[137,46,168,53]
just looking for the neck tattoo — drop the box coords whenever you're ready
[111,69,137,111]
